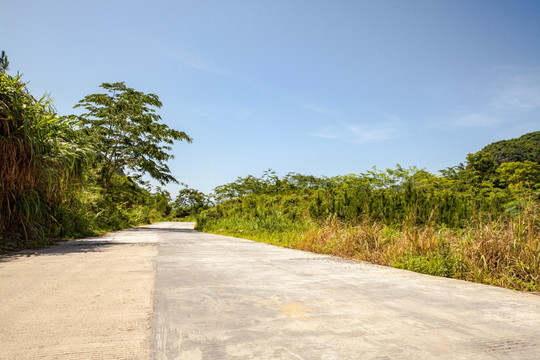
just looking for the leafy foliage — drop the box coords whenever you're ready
[481,131,540,164]
[197,151,540,292]
[1,55,192,250]
[173,184,212,218]
[74,82,192,190]
[1,72,87,245]
[0,51,9,74]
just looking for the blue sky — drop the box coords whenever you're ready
[2,0,540,194]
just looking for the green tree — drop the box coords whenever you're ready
[0,51,9,73]
[461,152,498,187]
[496,161,540,191]
[174,184,211,216]
[481,131,540,164]
[74,82,192,190]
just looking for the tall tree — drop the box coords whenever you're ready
[74,82,192,190]
[174,184,211,216]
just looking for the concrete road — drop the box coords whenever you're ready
[150,222,540,360]
[0,225,158,359]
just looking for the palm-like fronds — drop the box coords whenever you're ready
[1,74,87,246]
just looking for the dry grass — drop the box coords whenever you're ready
[297,205,540,292]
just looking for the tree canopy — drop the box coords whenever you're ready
[481,131,540,164]
[75,82,192,190]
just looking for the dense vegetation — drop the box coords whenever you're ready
[196,139,540,292]
[0,54,191,250]
[3,51,539,293]
[481,131,540,164]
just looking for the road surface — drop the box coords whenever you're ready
[2,222,540,359]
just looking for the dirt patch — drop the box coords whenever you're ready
[0,234,157,359]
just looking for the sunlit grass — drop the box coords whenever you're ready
[197,203,540,293]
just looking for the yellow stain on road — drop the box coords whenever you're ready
[269,296,312,319]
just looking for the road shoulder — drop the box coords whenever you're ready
[0,229,158,359]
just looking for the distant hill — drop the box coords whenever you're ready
[481,131,540,164]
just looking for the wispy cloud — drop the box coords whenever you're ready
[343,121,401,143]
[453,112,503,128]
[488,69,540,113]
[178,52,229,76]
[303,105,340,118]
[308,127,340,139]
[150,38,231,76]
[452,67,540,128]
[192,105,254,124]
[309,115,402,143]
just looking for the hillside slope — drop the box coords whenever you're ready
[481,131,540,164]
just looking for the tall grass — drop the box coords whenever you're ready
[1,73,86,248]
[296,206,539,291]
[196,214,312,248]
[197,199,540,292]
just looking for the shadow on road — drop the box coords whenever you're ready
[0,239,127,263]
[0,223,193,263]
[125,226,197,234]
